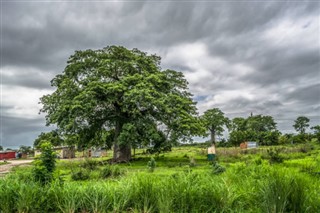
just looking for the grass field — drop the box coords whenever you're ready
[1,143,319,212]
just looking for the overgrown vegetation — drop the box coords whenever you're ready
[32,142,56,185]
[1,143,319,212]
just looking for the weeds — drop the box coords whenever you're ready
[267,147,284,164]
[147,157,156,172]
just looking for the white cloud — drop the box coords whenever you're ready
[1,85,53,119]
[263,15,319,49]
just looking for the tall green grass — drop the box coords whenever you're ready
[1,162,319,213]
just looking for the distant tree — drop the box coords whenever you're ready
[34,130,64,148]
[229,130,247,147]
[228,114,279,145]
[261,130,281,146]
[201,108,230,144]
[40,46,203,162]
[19,145,32,155]
[293,116,310,134]
[311,125,320,142]
[0,145,3,151]
[230,117,247,131]
[246,115,277,132]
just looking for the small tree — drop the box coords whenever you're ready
[201,108,230,144]
[293,116,310,135]
[311,125,320,142]
[147,157,156,172]
[0,145,3,151]
[33,141,56,185]
[19,145,32,155]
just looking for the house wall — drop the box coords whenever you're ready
[0,151,16,160]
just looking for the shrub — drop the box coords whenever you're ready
[82,158,99,170]
[267,148,284,164]
[100,165,124,179]
[111,166,123,177]
[189,158,196,167]
[100,166,112,178]
[32,141,56,185]
[147,158,156,172]
[212,161,226,174]
[71,169,90,181]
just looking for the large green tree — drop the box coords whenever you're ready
[201,108,230,144]
[293,116,310,134]
[40,46,202,162]
[229,114,279,146]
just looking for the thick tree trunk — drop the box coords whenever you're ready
[113,143,131,162]
[112,120,131,162]
[210,129,216,145]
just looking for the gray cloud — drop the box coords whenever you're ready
[1,1,319,147]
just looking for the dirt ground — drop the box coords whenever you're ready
[0,159,33,175]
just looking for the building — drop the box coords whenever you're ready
[0,151,16,160]
[240,141,258,149]
[35,146,75,159]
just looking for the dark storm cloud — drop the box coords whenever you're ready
[1,1,319,146]
[1,67,54,89]
[1,115,53,148]
[286,83,320,103]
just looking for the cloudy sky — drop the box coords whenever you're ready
[1,0,319,148]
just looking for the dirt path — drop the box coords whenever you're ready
[0,159,33,175]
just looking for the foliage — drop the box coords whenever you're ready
[278,134,291,145]
[34,130,63,148]
[147,157,156,172]
[71,169,90,181]
[293,116,310,134]
[0,145,3,151]
[201,108,229,144]
[267,148,284,164]
[189,157,196,167]
[2,161,319,212]
[229,114,279,145]
[229,130,247,146]
[40,46,203,162]
[311,125,320,142]
[100,165,124,179]
[212,161,226,174]
[82,158,99,170]
[19,145,32,155]
[32,142,56,184]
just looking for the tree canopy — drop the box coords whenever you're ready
[229,114,279,146]
[201,108,230,144]
[293,116,310,134]
[34,130,64,148]
[40,46,203,162]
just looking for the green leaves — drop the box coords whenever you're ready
[201,108,230,144]
[293,116,310,134]
[40,46,202,161]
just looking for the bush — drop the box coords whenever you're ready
[267,148,284,164]
[82,158,99,170]
[100,166,112,178]
[71,169,90,181]
[189,158,196,167]
[147,158,156,172]
[32,142,56,185]
[100,165,124,179]
[212,161,226,174]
